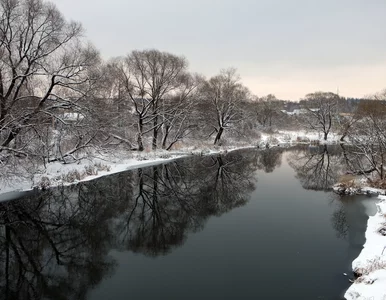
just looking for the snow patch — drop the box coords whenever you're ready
[260,129,340,147]
[345,196,386,300]
[0,145,255,199]
[0,130,342,199]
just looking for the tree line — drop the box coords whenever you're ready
[1,0,385,173]
[0,0,285,164]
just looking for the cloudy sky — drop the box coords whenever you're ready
[52,0,386,100]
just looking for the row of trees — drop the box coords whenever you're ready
[0,0,294,166]
[1,0,386,175]
[297,90,386,183]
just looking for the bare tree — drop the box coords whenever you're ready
[335,113,359,142]
[299,92,339,140]
[160,73,204,150]
[253,94,282,128]
[200,68,249,145]
[345,97,386,181]
[0,0,99,161]
[113,50,188,151]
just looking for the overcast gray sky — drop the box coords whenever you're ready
[52,0,386,100]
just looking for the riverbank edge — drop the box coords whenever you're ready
[0,129,344,201]
[0,145,261,202]
[338,186,386,300]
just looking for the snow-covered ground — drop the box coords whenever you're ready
[259,129,340,146]
[0,145,257,202]
[345,195,386,300]
[0,152,186,201]
[333,177,386,299]
[0,129,343,202]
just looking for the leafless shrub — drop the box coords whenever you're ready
[378,223,386,236]
[354,257,386,279]
[296,136,310,143]
[94,162,111,172]
[371,179,386,189]
[61,170,82,183]
[337,175,358,189]
[267,136,279,145]
[84,165,98,176]
[158,153,172,159]
[38,177,51,190]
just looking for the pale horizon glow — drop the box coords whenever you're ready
[52,0,386,100]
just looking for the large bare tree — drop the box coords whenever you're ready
[253,94,282,128]
[114,50,188,151]
[299,92,339,140]
[159,73,204,150]
[345,96,386,181]
[0,0,99,161]
[200,68,249,145]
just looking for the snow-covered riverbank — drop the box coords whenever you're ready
[0,129,343,202]
[259,129,341,146]
[0,152,185,202]
[345,195,386,300]
[0,145,258,202]
[2,129,385,298]
[333,184,386,299]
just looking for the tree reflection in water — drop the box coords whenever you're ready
[287,145,353,243]
[287,144,373,266]
[329,194,349,240]
[287,145,344,191]
[116,150,259,256]
[0,149,263,299]
[0,171,133,300]
[255,148,283,173]
[0,146,360,299]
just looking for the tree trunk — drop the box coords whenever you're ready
[324,131,328,141]
[152,114,158,150]
[137,116,144,151]
[2,128,20,148]
[152,101,158,151]
[161,125,170,149]
[166,140,177,151]
[0,71,6,128]
[214,127,224,145]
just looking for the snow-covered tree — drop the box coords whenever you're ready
[299,92,339,140]
[0,0,99,161]
[200,68,249,145]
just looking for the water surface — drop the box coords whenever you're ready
[0,147,377,300]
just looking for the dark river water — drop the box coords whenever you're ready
[0,146,379,300]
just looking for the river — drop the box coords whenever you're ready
[0,146,378,300]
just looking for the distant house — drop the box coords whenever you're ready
[281,108,308,115]
[281,108,319,116]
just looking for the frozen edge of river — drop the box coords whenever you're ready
[0,146,258,202]
[344,194,386,300]
[0,129,343,202]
